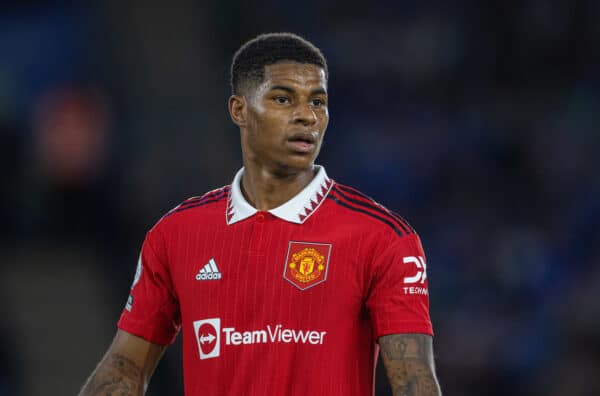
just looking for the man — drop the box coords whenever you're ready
[80,32,442,396]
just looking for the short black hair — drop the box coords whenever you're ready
[230,32,328,95]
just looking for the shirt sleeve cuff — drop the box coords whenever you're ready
[373,320,434,340]
[117,315,178,345]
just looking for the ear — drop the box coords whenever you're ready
[228,95,247,127]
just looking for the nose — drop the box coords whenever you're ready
[292,103,317,126]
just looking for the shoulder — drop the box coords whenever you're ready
[326,182,416,239]
[141,185,230,258]
[154,185,231,227]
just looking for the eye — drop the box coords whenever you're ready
[274,96,290,104]
[311,98,326,107]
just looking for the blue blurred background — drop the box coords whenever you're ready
[1,1,599,395]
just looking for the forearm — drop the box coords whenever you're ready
[79,353,144,396]
[379,334,442,396]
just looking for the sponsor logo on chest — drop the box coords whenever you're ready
[193,318,327,360]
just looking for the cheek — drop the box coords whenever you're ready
[319,111,329,132]
[259,113,288,136]
[248,114,284,148]
[247,109,269,136]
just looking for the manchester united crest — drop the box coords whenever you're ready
[283,241,332,290]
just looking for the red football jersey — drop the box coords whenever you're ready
[118,166,433,396]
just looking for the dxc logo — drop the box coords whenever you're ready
[403,256,427,284]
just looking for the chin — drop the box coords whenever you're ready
[274,157,316,175]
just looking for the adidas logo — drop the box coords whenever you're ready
[196,258,222,281]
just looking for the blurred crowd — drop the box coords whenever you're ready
[1,1,599,395]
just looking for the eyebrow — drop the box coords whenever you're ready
[269,85,327,96]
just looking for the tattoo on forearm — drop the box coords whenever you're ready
[379,334,441,396]
[80,354,143,396]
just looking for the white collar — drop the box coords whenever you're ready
[226,165,333,225]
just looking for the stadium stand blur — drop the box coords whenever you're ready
[1,1,599,395]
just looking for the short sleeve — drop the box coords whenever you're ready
[117,227,181,345]
[366,232,433,339]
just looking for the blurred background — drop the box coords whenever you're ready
[1,1,599,395]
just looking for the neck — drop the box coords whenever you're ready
[241,164,317,211]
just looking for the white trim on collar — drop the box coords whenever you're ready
[226,165,333,225]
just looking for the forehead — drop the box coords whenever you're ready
[262,62,327,90]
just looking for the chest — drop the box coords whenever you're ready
[167,214,371,326]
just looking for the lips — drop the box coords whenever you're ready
[286,131,318,153]
[288,131,317,144]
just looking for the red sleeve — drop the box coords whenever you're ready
[117,226,181,345]
[366,232,433,339]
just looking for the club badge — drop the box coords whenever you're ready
[283,241,332,290]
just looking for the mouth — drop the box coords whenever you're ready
[286,132,318,153]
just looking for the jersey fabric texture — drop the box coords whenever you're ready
[118,165,433,396]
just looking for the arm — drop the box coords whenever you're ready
[378,333,442,396]
[79,329,167,396]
